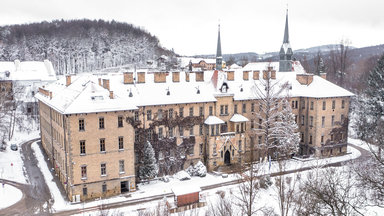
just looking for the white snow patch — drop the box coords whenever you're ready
[0,183,23,210]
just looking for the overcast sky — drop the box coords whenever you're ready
[1,0,384,56]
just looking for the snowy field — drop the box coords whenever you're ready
[0,184,23,210]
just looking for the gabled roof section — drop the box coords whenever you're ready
[35,74,137,114]
[230,114,249,122]
[204,116,225,125]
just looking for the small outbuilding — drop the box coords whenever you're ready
[168,185,205,213]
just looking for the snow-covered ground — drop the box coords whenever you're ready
[35,144,361,214]
[0,122,39,184]
[0,130,372,215]
[0,184,23,210]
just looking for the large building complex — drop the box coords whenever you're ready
[35,12,353,201]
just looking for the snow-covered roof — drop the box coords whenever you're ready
[35,60,353,115]
[0,60,56,81]
[35,74,138,114]
[243,61,305,74]
[230,114,249,122]
[178,57,225,67]
[229,63,242,69]
[204,116,225,125]
[172,185,201,196]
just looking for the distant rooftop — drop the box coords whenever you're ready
[0,60,57,81]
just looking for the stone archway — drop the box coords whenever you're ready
[224,150,231,165]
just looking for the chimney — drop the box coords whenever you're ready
[98,78,102,86]
[320,73,327,80]
[296,74,314,85]
[271,70,276,79]
[66,75,71,86]
[253,70,259,80]
[195,72,204,82]
[102,79,110,90]
[109,91,114,99]
[123,72,134,84]
[227,71,234,81]
[137,72,145,83]
[243,71,249,80]
[172,72,180,82]
[49,91,52,99]
[154,72,166,83]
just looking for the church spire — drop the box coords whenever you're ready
[283,9,289,44]
[279,8,293,72]
[216,24,223,70]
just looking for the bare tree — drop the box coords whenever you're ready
[205,191,235,216]
[295,166,365,216]
[233,163,269,216]
[0,81,25,143]
[328,39,351,87]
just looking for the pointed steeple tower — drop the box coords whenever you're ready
[283,11,289,44]
[279,9,293,72]
[216,24,223,70]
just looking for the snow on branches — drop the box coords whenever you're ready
[139,141,158,180]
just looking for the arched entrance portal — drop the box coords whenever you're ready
[224,150,231,165]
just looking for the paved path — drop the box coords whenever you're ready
[0,138,53,216]
[54,143,372,216]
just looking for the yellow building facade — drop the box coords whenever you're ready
[36,64,353,201]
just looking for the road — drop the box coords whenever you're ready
[54,143,372,216]
[0,138,53,216]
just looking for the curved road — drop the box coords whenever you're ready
[0,138,53,216]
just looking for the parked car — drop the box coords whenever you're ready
[10,144,18,151]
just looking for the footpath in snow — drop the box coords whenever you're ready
[29,142,362,214]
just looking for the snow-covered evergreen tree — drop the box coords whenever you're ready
[356,54,384,143]
[251,67,290,161]
[273,98,300,157]
[354,54,384,207]
[139,141,158,180]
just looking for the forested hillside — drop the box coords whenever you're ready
[0,19,174,74]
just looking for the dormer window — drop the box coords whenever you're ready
[221,83,228,93]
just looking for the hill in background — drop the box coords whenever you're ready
[0,19,174,74]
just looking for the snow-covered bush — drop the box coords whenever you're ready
[194,161,207,177]
[185,161,207,177]
[175,170,191,181]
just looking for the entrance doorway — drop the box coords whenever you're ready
[121,181,129,193]
[224,150,231,165]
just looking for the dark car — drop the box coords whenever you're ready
[10,144,18,151]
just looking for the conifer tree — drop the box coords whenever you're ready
[354,53,384,207]
[273,97,300,157]
[139,141,158,180]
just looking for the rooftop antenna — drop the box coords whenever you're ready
[128,88,133,97]
[195,86,200,94]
